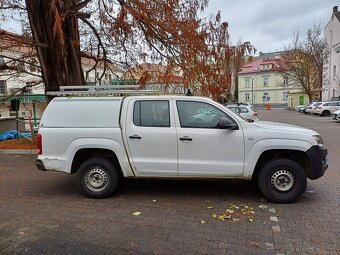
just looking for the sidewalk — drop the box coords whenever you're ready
[0,149,37,154]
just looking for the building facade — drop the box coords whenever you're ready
[322,6,340,101]
[0,30,124,97]
[238,53,307,107]
[123,63,185,94]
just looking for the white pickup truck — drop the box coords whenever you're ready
[36,96,328,203]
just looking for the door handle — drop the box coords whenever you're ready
[179,136,193,141]
[129,135,142,140]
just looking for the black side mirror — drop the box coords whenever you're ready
[218,117,238,130]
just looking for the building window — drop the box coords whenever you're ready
[0,80,7,95]
[109,74,112,81]
[283,76,288,86]
[96,71,100,79]
[282,92,288,101]
[23,82,34,94]
[245,93,250,101]
[333,65,336,78]
[0,57,4,65]
[245,79,250,88]
[263,77,268,87]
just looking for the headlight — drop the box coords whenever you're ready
[313,135,324,147]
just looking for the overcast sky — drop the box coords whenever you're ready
[204,0,339,54]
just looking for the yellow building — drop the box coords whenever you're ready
[238,54,305,107]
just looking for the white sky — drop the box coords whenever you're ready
[203,0,339,54]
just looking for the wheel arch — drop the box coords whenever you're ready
[71,148,122,175]
[65,138,134,176]
[251,149,312,181]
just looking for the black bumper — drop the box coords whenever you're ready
[306,145,328,180]
[36,159,47,171]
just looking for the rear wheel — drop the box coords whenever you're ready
[257,159,307,203]
[77,157,119,198]
[321,110,330,117]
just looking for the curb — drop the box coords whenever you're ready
[0,149,37,155]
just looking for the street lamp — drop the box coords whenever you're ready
[251,78,254,105]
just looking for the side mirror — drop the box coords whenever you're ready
[218,117,238,130]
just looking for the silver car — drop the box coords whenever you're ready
[226,105,259,121]
[332,109,340,121]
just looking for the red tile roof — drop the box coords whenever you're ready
[238,57,285,75]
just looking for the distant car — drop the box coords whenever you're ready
[190,108,225,123]
[294,104,306,111]
[332,109,340,121]
[226,102,253,108]
[306,102,322,115]
[314,101,340,116]
[299,102,318,113]
[297,104,309,113]
[226,105,258,121]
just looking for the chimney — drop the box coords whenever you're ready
[333,6,338,13]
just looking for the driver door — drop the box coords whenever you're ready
[175,100,245,177]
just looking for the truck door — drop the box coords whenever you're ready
[125,99,178,176]
[175,100,244,176]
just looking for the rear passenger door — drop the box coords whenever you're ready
[125,99,178,176]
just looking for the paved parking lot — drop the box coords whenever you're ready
[0,109,339,255]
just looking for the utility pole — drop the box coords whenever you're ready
[251,78,254,105]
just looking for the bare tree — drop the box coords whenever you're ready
[279,25,329,102]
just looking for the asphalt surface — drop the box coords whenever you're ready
[0,109,339,255]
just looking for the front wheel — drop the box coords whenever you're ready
[77,157,120,198]
[257,159,307,203]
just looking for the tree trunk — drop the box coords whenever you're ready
[25,0,84,95]
[307,92,313,103]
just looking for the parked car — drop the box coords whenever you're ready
[225,102,253,108]
[36,95,328,203]
[294,104,306,111]
[314,101,340,116]
[226,105,258,121]
[299,102,317,114]
[298,104,310,113]
[189,108,225,123]
[332,109,340,121]
[306,102,322,114]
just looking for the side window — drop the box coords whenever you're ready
[133,100,170,127]
[239,107,249,113]
[177,101,229,128]
[228,107,239,114]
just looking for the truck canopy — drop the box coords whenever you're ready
[40,97,123,128]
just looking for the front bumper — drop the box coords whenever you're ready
[306,145,328,180]
[333,113,340,120]
[36,159,47,171]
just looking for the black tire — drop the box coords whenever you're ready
[321,111,330,117]
[77,157,119,198]
[257,159,307,203]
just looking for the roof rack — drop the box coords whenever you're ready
[46,85,159,96]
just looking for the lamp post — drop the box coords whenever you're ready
[251,78,254,105]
